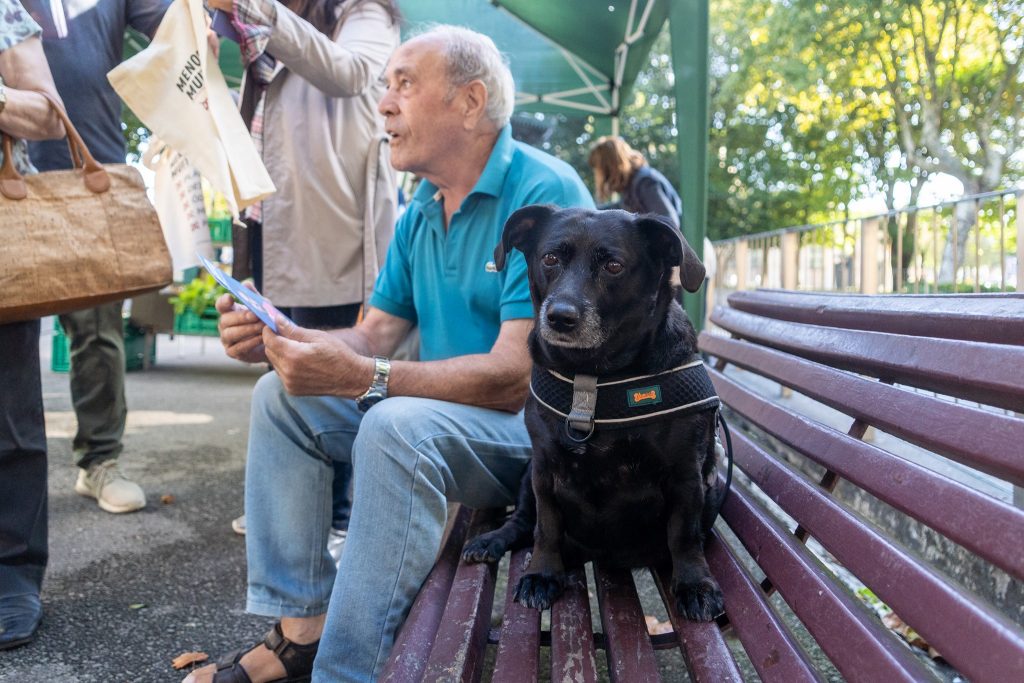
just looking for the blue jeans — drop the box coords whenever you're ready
[243,372,531,682]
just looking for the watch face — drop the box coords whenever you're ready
[357,392,385,412]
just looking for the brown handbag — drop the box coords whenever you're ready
[0,93,172,324]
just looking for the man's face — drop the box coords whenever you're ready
[379,38,463,178]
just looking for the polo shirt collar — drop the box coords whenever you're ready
[471,124,514,198]
[413,124,514,205]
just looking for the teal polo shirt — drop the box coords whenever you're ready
[369,126,594,361]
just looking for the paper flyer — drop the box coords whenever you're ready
[198,254,289,333]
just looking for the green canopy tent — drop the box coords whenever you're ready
[126,0,709,324]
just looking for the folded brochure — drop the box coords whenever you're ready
[198,254,289,333]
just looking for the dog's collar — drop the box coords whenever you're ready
[529,356,720,441]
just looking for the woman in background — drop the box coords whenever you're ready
[588,134,683,229]
[210,0,401,556]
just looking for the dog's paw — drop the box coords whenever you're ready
[514,571,566,610]
[461,531,510,564]
[673,576,725,622]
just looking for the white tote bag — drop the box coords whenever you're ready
[108,0,274,217]
[141,139,214,276]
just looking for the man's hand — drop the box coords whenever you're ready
[263,316,375,397]
[217,290,268,364]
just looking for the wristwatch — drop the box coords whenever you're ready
[0,76,7,116]
[356,356,391,412]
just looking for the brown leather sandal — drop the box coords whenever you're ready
[210,622,318,683]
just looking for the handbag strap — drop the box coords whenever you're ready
[0,92,111,200]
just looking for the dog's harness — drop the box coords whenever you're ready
[529,355,734,515]
[530,357,719,435]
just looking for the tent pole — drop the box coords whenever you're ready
[668,0,709,331]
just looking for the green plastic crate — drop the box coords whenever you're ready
[51,319,156,373]
[124,321,157,371]
[51,320,70,373]
[209,217,232,244]
[173,307,221,336]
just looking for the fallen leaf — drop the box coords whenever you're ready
[172,651,209,670]
[882,612,934,654]
[129,603,147,610]
[161,494,175,505]
[645,614,673,635]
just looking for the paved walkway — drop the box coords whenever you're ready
[1,329,271,682]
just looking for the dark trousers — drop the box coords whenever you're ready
[58,302,126,469]
[250,221,361,531]
[0,320,48,598]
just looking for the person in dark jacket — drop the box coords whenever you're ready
[588,134,683,229]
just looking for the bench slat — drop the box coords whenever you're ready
[593,565,661,682]
[722,482,933,682]
[732,430,1024,681]
[711,307,1024,411]
[491,548,540,683]
[422,509,500,683]
[381,506,473,683]
[550,568,599,683]
[702,332,1024,488]
[726,290,1024,345]
[651,565,744,682]
[705,531,821,683]
[706,361,1024,580]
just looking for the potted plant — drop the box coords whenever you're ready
[170,273,227,336]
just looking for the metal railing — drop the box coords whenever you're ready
[710,187,1023,303]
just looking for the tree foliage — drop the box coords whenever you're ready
[541,1,1022,245]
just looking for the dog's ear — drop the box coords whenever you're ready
[494,204,557,271]
[636,214,706,292]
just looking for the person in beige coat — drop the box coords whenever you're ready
[225,0,400,319]
[209,0,400,546]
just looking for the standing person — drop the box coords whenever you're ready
[588,134,684,229]
[28,0,173,514]
[184,26,593,683]
[211,0,401,548]
[0,2,69,650]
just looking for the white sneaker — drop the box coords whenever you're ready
[328,528,347,565]
[231,514,246,535]
[74,460,146,514]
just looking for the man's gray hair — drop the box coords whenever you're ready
[418,25,515,129]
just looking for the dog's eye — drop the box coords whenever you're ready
[604,260,624,275]
[542,253,560,267]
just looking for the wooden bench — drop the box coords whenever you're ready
[382,290,1024,682]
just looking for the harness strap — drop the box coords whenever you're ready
[568,374,598,434]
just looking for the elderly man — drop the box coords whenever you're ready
[188,25,593,683]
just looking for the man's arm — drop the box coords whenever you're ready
[263,314,533,414]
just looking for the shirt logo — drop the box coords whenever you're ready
[627,385,662,407]
[485,261,498,273]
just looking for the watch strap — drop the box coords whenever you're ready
[356,356,390,411]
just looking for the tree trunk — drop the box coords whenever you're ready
[937,199,979,287]
[889,179,923,291]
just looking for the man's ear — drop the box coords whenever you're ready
[462,80,488,130]
[636,214,706,292]
[494,204,556,271]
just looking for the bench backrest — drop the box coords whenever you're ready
[702,290,1024,681]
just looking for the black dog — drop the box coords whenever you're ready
[462,205,725,621]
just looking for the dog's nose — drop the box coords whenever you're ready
[546,301,580,330]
